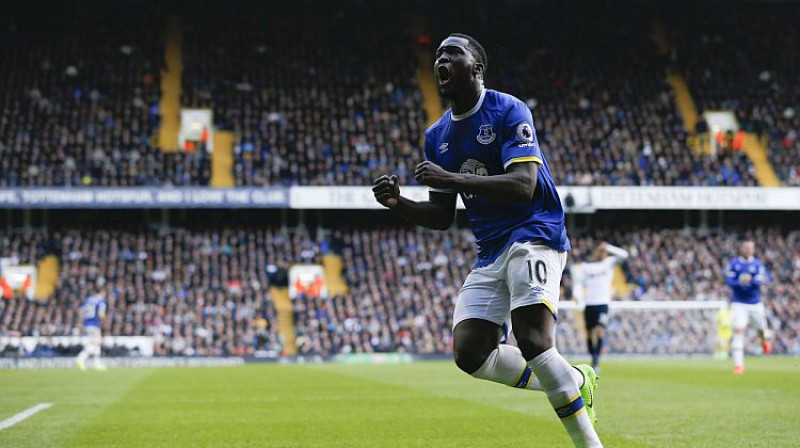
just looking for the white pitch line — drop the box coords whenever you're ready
[0,403,53,431]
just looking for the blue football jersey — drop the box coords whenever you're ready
[424,89,570,267]
[81,294,106,328]
[725,257,768,304]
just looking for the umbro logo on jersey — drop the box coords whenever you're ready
[439,143,449,153]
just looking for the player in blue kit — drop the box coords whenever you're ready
[373,34,602,447]
[76,289,108,371]
[725,240,771,375]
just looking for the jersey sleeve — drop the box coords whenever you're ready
[500,100,543,170]
[423,129,437,163]
[753,262,769,286]
[424,129,457,194]
[724,260,739,287]
[570,264,585,302]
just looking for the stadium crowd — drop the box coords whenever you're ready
[672,4,800,185]
[444,3,758,186]
[1,224,797,358]
[4,3,787,188]
[181,7,427,187]
[295,225,798,357]
[0,227,297,356]
[0,2,798,360]
[0,7,210,187]
[179,3,761,187]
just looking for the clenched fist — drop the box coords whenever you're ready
[414,161,453,189]
[372,174,400,208]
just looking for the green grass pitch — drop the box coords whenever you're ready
[0,358,798,447]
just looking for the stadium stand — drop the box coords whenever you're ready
[176,3,766,187]
[0,227,294,356]
[671,4,799,185]
[0,5,210,187]
[7,223,796,358]
[3,2,792,187]
[430,3,759,186]
[181,6,428,187]
[295,225,798,357]
[0,2,797,361]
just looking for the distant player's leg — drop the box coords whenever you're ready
[592,306,608,371]
[586,337,595,362]
[92,342,107,371]
[731,303,747,374]
[509,244,601,447]
[76,342,89,371]
[583,308,595,366]
[87,327,107,371]
[590,327,602,369]
[753,303,772,355]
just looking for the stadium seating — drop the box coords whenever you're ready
[298,225,798,356]
[1,223,797,357]
[671,4,800,185]
[181,6,428,187]
[0,228,295,356]
[3,3,795,187]
[178,3,765,187]
[0,6,210,187]
[1,2,797,358]
[432,3,759,186]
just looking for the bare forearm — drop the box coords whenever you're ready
[605,243,629,260]
[392,196,452,230]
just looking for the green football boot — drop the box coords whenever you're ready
[575,364,599,425]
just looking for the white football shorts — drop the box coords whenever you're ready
[86,326,102,349]
[731,302,767,331]
[453,241,568,332]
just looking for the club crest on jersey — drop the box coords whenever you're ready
[516,123,534,142]
[476,124,496,145]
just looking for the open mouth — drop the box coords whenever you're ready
[436,65,451,84]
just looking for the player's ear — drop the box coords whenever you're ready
[473,62,484,79]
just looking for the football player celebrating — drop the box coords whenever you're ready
[373,34,601,447]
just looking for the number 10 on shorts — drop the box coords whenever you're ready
[528,259,547,284]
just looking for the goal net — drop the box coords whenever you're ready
[554,301,728,356]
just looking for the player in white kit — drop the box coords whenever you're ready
[572,242,628,370]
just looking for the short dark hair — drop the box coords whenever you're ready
[449,33,487,77]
